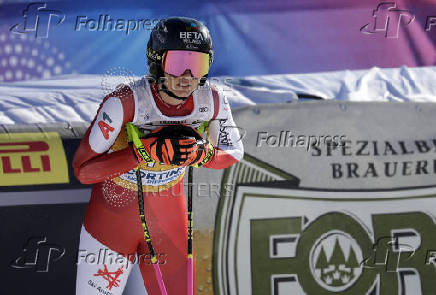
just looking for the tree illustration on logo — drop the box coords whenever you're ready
[315,246,328,276]
[328,238,346,286]
[315,237,362,287]
[312,232,363,291]
[346,246,359,277]
[330,238,346,266]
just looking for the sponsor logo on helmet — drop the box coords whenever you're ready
[180,31,204,40]
[186,44,199,49]
[146,48,161,61]
[180,31,204,45]
[156,31,166,43]
[186,22,199,31]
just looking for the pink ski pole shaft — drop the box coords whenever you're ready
[187,166,194,295]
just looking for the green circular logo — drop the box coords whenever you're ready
[310,231,363,292]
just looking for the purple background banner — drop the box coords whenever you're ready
[0,0,435,82]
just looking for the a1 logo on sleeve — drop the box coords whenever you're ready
[98,112,114,140]
[89,97,123,153]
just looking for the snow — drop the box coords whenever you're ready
[0,66,435,124]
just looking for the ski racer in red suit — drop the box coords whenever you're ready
[73,17,244,295]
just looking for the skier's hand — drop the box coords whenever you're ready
[185,141,215,167]
[132,141,154,163]
[125,123,154,163]
[140,135,201,166]
[140,124,207,166]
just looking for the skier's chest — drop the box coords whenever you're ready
[134,86,215,130]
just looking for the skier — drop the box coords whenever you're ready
[73,17,244,295]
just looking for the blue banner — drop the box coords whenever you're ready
[0,0,435,82]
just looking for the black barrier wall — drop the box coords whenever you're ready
[0,123,90,295]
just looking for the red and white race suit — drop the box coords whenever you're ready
[73,77,244,295]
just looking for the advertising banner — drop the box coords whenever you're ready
[215,185,436,295]
[0,132,69,186]
[210,101,436,295]
[0,1,435,80]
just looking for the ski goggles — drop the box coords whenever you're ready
[162,50,210,78]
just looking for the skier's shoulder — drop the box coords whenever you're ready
[104,80,137,104]
[205,81,230,110]
[105,76,153,110]
[98,80,140,122]
[120,75,152,97]
[197,81,231,121]
[202,80,220,96]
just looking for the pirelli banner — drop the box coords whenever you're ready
[210,101,436,295]
[0,132,69,186]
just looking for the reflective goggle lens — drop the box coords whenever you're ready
[162,50,210,78]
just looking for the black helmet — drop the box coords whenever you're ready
[146,17,214,85]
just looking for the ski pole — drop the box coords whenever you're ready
[187,166,194,295]
[135,167,168,295]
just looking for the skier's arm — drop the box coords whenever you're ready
[202,88,244,169]
[73,85,138,184]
